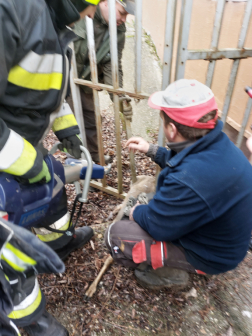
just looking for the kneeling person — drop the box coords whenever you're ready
[105,79,252,289]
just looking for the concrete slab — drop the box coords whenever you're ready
[98,20,161,142]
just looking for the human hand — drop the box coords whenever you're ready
[247,136,252,154]
[58,135,82,159]
[125,137,150,154]
[129,201,140,221]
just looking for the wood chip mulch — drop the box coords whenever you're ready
[20,105,252,336]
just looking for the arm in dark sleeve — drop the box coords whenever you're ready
[133,176,213,241]
[153,146,172,169]
[0,1,20,97]
[73,18,88,77]
[0,3,43,179]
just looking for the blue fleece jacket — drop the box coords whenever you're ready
[133,121,252,274]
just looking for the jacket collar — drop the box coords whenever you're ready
[95,5,108,26]
[166,121,223,168]
[167,140,195,153]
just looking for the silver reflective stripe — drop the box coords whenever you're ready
[19,51,63,74]
[52,174,64,198]
[2,245,32,271]
[40,55,70,142]
[0,220,14,260]
[161,242,164,266]
[57,101,73,118]
[33,212,70,236]
[107,222,116,248]
[0,130,24,169]
[13,278,39,311]
[9,279,19,285]
[10,321,20,336]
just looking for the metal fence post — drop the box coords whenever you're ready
[123,0,143,184]
[205,0,226,88]
[69,43,87,148]
[86,17,107,186]
[158,0,177,148]
[108,0,123,194]
[175,0,193,81]
[135,0,142,94]
[221,0,252,125]
[236,98,252,148]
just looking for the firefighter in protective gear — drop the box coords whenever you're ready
[0,0,100,261]
[0,217,67,335]
[72,0,135,163]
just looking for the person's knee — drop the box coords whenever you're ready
[104,221,127,252]
[104,226,110,250]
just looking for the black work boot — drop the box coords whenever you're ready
[23,310,69,336]
[56,226,94,261]
[134,263,189,290]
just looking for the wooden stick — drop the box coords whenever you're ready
[84,255,114,299]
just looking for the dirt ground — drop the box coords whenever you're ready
[21,20,252,336]
[19,102,252,336]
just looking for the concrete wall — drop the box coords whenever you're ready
[141,0,252,137]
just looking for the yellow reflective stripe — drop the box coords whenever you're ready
[5,243,36,266]
[52,114,78,132]
[86,0,100,4]
[2,139,37,176]
[8,289,42,320]
[1,255,25,272]
[1,242,36,272]
[8,66,62,90]
[13,279,39,311]
[37,220,71,242]
[4,274,9,281]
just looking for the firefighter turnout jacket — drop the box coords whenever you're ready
[0,0,80,181]
[0,218,65,335]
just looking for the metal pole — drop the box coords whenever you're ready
[135,0,142,94]
[187,48,252,60]
[162,0,177,90]
[175,0,193,80]
[236,98,252,148]
[158,0,177,148]
[108,0,123,194]
[205,0,226,88]
[79,146,93,203]
[86,17,107,186]
[132,0,142,182]
[69,42,87,148]
[221,0,252,125]
[125,117,137,183]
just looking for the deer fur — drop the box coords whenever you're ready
[84,175,156,299]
